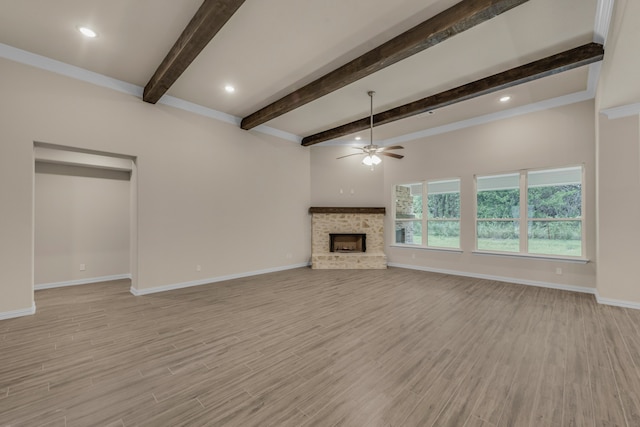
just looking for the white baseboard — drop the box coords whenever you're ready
[388,263,596,295]
[0,302,36,320]
[595,290,640,310]
[124,261,640,311]
[130,263,310,296]
[35,274,132,290]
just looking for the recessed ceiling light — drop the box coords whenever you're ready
[355,136,362,140]
[224,85,235,93]
[77,26,97,38]
[500,95,511,103]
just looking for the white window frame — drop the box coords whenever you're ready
[392,178,461,251]
[474,165,586,261]
[425,178,461,250]
[392,182,424,246]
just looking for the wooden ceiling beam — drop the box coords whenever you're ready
[301,42,604,146]
[143,0,246,104]
[240,0,529,130]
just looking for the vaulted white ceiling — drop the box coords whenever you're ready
[0,0,608,145]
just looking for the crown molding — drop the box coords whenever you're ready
[382,87,595,146]
[0,0,613,148]
[594,0,615,45]
[323,61,602,148]
[0,43,142,96]
[252,124,302,144]
[0,43,299,144]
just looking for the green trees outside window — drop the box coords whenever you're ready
[477,173,520,252]
[427,180,460,248]
[526,167,582,256]
[476,167,583,257]
[394,179,460,249]
[394,166,583,258]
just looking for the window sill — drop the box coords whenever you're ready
[389,244,463,254]
[472,250,589,264]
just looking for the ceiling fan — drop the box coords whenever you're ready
[337,91,404,168]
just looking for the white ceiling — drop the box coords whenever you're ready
[0,0,605,145]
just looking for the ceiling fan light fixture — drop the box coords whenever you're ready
[336,91,403,166]
[364,91,379,168]
[362,154,381,166]
[77,26,97,38]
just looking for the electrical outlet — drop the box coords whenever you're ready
[196,265,201,272]
[80,264,86,271]
[286,253,293,259]
[555,267,562,275]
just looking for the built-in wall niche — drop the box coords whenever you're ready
[33,143,137,290]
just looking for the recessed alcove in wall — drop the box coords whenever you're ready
[33,142,137,290]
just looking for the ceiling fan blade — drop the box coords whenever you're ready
[379,152,404,159]
[376,145,404,152]
[336,153,365,159]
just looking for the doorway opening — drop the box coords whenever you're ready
[33,142,138,292]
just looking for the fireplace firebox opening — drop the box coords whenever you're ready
[330,233,366,253]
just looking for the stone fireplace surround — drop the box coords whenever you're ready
[309,207,387,269]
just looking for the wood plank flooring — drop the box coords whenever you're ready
[1,267,640,426]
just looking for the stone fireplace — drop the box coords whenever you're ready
[309,207,387,269]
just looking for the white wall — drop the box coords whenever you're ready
[0,56,310,314]
[596,114,640,302]
[310,102,597,289]
[2,0,638,315]
[34,163,130,285]
[382,101,596,289]
[310,145,384,207]
[596,0,640,111]
[593,0,640,305]
[0,116,33,313]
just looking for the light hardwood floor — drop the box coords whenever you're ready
[1,267,640,426]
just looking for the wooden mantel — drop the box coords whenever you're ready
[309,207,385,215]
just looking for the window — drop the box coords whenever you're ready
[527,167,582,256]
[427,179,460,248]
[394,179,461,249]
[476,166,583,257]
[476,173,520,252]
[394,183,422,245]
